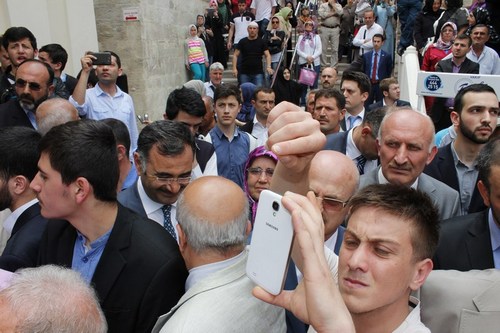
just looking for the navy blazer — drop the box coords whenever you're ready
[117,180,147,217]
[0,99,34,129]
[368,99,411,111]
[433,210,494,270]
[37,204,188,333]
[424,143,485,214]
[0,202,48,272]
[362,49,392,82]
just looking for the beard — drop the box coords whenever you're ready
[18,93,48,112]
[0,181,12,211]
[460,121,492,144]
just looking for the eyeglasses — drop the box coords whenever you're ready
[247,167,274,177]
[272,20,279,24]
[144,172,191,186]
[15,78,44,92]
[312,191,349,211]
[305,22,314,26]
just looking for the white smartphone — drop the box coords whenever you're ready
[246,190,294,296]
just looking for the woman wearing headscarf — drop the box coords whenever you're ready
[295,20,322,106]
[243,146,278,225]
[414,0,443,61]
[264,14,286,78]
[272,67,301,106]
[205,0,231,68]
[237,82,257,123]
[422,21,456,111]
[183,80,207,97]
[184,24,209,81]
[297,4,318,35]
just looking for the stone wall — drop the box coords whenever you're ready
[93,0,209,124]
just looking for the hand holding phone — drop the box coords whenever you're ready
[90,52,112,66]
[246,190,294,295]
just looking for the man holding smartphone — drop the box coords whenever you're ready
[70,51,138,158]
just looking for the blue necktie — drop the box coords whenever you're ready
[348,116,359,130]
[355,155,367,175]
[162,205,176,241]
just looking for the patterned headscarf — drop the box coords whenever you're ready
[434,21,457,50]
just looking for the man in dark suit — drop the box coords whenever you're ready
[433,137,500,270]
[118,120,195,242]
[0,127,47,272]
[431,34,480,131]
[362,34,392,106]
[368,77,411,111]
[0,59,54,129]
[32,120,187,333]
[339,71,371,132]
[324,107,386,175]
[38,43,77,96]
[424,84,498,215]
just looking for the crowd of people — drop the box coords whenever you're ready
[0,0,499,332]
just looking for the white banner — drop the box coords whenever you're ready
[416,72,500,99]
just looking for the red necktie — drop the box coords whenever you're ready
[371,52,378,83]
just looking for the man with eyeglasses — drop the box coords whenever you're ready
[118,120,195,242]
[33,120,187,333]
[0,59,54,129]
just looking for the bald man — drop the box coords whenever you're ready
[36,97,79,135]
[152,176,286,333]
[309,151,359,254]
[320,67,338,89]
[359,108,460,220]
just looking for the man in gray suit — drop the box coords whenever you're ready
[118,120,195,241]
[359,107,460,220]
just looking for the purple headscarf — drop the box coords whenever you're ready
[243,146,278,224]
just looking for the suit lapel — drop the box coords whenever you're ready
[438,145,460,191]
[91,205,130,302]
[11,202,40,235]
[340,118,346,132]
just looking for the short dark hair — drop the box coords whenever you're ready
[471,23,490,35]
[252,87,274,101]
[214,84,241,104]
[477,137,500,193]
[454,33,472,47]
[341,71,371,95]
[0,127,41,181]
[372,33,384,41]
[314,88,346,109]
[17,59,55,85]
[39,120,119,202]
[165,87,206,119]
[453,83,496,114]
[2,26,37,50]
[100,118,131,157]
[380,77,398,93]
[136,120,195,170]
[39,44,69,71]
[103,50,121,68]
[347,184,440,260]
[362,106,387,138]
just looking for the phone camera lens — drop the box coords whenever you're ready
[272,201,280,211]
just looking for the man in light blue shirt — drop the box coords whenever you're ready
[69,51,138,157]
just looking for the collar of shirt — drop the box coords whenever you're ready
[95,82,124,98]
[392,296,429,333]
[185,249,246,291]
[378,167,418,189]
[324,230,339,253]
[60,72,67,82]
[137,177,177,215]
[346,126,362,159]
[3,198,39,236]
[488,209,500,252]
[346,108,365,124]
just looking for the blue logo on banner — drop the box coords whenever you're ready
[425,75,442,91]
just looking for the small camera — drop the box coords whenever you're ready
[272,201,280,212]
